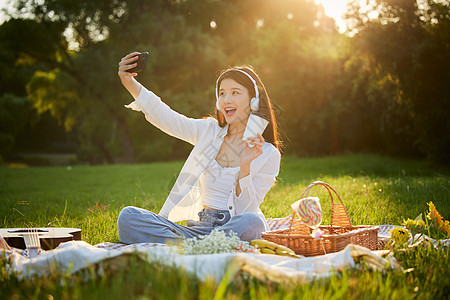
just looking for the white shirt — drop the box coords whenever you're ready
[199,159,240,210]
[125,87,281,231]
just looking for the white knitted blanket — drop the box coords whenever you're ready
[3,224,447,284]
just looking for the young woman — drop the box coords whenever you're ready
[117,52,281,243]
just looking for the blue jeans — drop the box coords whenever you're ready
[117,206,266,244]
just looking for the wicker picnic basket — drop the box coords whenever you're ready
[262,181,379,257]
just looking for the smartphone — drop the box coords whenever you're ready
[126,52,148,73]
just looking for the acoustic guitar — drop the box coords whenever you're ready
[0,227,82,250]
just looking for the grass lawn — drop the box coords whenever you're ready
[1,153,449,299]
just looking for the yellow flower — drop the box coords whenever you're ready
[428,202,441,223]
[403,218,426,234]
[416,220,425,227]
[441,219,450,237]
[403,219,416,228]
[390,227,410,245]
[427,201,450,238]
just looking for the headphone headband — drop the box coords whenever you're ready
[215,69,259,102]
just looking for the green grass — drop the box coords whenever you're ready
[1,154,449,299]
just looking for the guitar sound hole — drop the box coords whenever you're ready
[8,229,49,233]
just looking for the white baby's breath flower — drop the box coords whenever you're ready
[180,229,258,255]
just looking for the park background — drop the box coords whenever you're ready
[1,0,449,166]
[1,1,450,298]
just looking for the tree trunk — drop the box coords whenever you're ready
[118,120,134,163]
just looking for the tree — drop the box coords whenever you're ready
[2,0,346,161]
[345,0,450,162]
[7,0,445,163]
[0,18,63,160]
[5,0,230,163]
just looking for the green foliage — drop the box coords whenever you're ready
[0,94,36,157]
[0,0,449,164]
[345,0,450,162]
[26,70,81,131]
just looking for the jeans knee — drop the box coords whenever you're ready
[240,213,265,231]
[117,206,137,230]
[235,213,265,241]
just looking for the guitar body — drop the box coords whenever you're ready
[0,228,82,250]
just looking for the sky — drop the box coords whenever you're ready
[314,0,356,32]
[0,0,11,23]
[0,0,356,29]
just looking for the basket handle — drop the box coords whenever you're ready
[291,181,352,227]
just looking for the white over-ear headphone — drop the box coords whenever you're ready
[215,69,260,112]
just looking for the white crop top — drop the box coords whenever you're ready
[199,159,240,210]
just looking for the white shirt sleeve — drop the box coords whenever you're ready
[125,87,212,145]
[230,147,281,215]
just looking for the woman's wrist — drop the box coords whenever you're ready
[122,77,142,99]
[238,162,251,180]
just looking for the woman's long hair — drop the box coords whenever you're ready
[215,66,282,152]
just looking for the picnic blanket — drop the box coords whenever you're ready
[2,224,449,284]
[3,241,395,285]
[1,224,413,285]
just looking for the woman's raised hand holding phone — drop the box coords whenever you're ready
[118,52,143,99]
[118,52,141,77]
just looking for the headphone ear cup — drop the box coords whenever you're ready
[250,97,259,111]
[216,100,221,112]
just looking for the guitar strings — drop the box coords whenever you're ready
[15,209,42,251]
[32,227,40,249]
[11,208,42,255]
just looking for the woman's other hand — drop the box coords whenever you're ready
[240,133,264,167]
[118,52,142,99]
[236,133,264,196]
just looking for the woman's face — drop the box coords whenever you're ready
[218,78,251,127]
